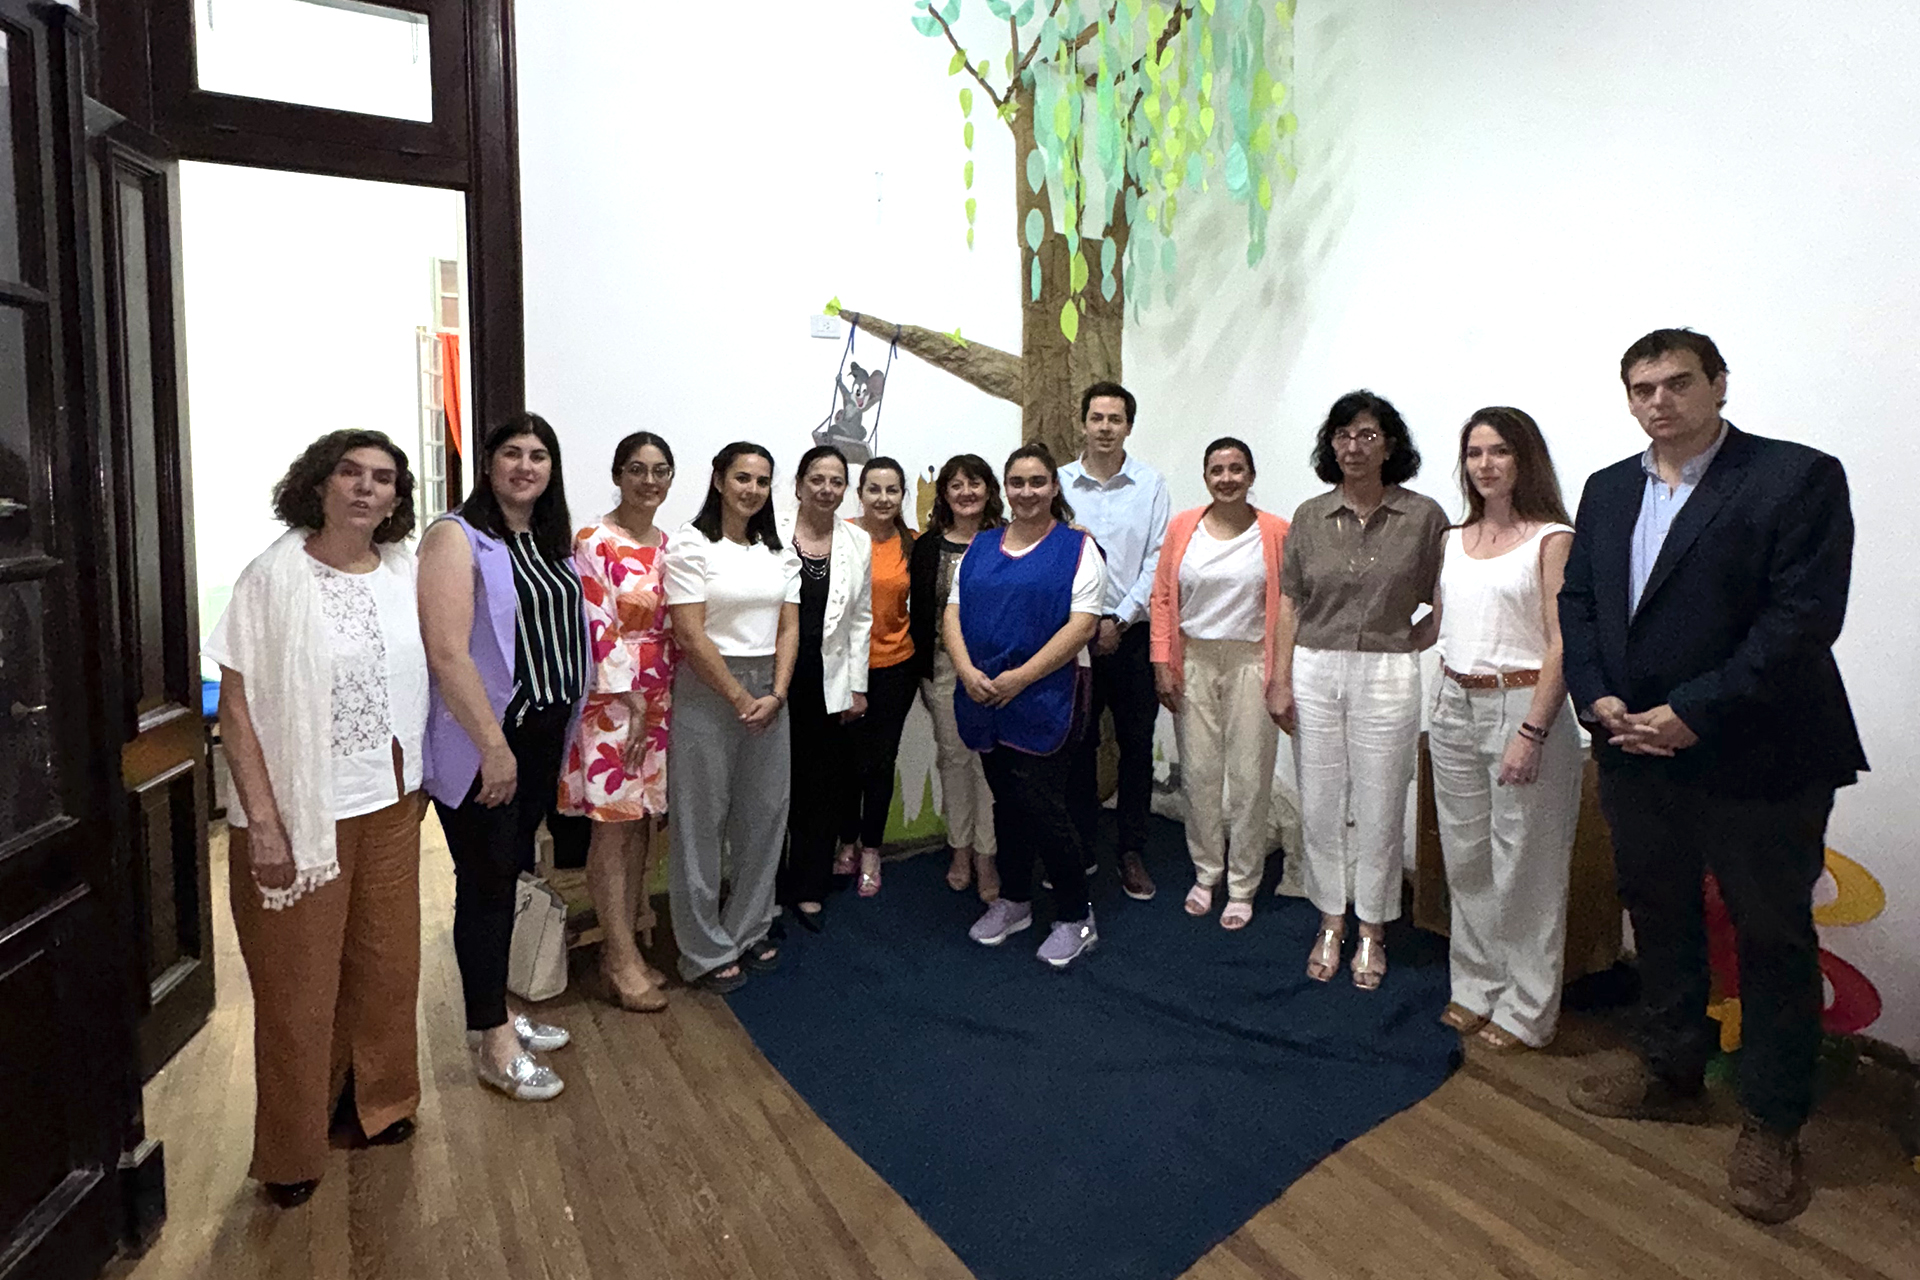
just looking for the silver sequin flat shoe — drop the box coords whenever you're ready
[474,1049,564,1102]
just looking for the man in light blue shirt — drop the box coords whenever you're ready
[1629,421,1727,617]
[1060,382,1170,901]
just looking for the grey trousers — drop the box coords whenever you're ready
[667,656,791,981]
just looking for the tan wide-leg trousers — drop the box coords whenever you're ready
[229,792,424,1184]
[919,648,997,855]
[1178,637,1279,900]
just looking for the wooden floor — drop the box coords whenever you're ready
[114,821,1920,1280]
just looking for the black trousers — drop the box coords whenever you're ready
[434,701,581,1031]
[1069,624,1156,861]
[1597,766,1833,1133]
[839,659,919,850]
[781,656,848,906]
[983,743,1090,922]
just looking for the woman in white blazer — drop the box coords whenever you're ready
[777,444,873,929]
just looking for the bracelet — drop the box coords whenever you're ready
[1519,722,1549,743]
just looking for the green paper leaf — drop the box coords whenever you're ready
[1015,0,1036,23]
[1100,236,1117,276]
[1031,257,1043,300]
[1053,95,1071,140]
[911,14,940,36]
[1101,270,1116,301]
[949,49,967,75]
[1224,141,1249,194]
[1199,104,1215,135]
[824,296,842,316]
[1060,299,1080,342]
[950,327,968,345]
[1025,207,1045,251]
[960,86,974,117]
[965,121,975,149]
[1256,172,1273,210]
[964,160,975,189]
[1200,0,1215,12]
[941,0,961,23]
[966,196,977,222]
[998,98,1019,122]
[967,227,976,249]
[1026,149,1046,192]
[986,0,1012,16]
[1070,252,1089,293]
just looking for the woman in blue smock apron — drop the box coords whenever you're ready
[943,443,1109,970]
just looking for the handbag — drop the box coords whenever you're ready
[507,872,569,1002]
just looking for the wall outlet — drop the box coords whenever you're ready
[809,314,841,339]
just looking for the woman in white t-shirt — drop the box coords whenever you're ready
[663,442,801,993]
[1429,407,1581,1052]
[1148,437,1292,929]
[203,430,428,1209]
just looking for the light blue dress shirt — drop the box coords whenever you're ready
[1629,423,1727,618]
[1058,452,1170,627]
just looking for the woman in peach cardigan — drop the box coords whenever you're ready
[1149,437,1290,929]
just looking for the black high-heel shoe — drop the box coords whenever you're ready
[266,1179,319,1209]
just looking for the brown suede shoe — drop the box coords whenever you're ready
[1119,851,1156,901]
[1568,1060,1709,1123]
[1728,1118,1812,1224]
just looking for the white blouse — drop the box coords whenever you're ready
[663,523,802,657]
[206,553,428,824]
[1177,518,1266,643]
[1436,522,1575,675]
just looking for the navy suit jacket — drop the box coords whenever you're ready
[1558,424,1866,797]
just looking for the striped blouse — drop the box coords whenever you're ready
[505,529,587,716]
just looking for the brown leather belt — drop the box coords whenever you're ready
[1444,666,1541,690]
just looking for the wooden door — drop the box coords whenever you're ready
[94,128,211,1080]
[0,3,147,1278]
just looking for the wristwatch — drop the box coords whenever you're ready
[1102,612,1124,631]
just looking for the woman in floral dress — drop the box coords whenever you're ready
[560,431,678,1011]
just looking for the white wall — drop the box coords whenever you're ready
[519,1,1920,1049]
[180,162,467,656]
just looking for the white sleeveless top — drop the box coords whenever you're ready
[1436,523,1574,675]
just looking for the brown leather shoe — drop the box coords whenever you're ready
[1568,1060,1709,1123]
[1119,851,1156,901]
[1728,1117,1812,1224]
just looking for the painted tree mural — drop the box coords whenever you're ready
[831,0,1297,461]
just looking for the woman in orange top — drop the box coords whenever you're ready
[834,456,917,896]
[1149,436,1290,929]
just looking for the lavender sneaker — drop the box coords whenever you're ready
[1037,913,1098,969]
[969,900,1033,946]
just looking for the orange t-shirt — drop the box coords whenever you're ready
[866,529,915,668]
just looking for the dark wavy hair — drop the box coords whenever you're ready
[271,429,416,544]
[928,453,1006,534]
[691,441,781,549]
[1004,442,1075,525]
[461,413,574,560]
[858,455,915,543]
[1456,407,1571,528]
[1311,390,1420,486]
[1203,435,1257,476]
[612,430,675,478]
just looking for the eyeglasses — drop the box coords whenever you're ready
[1332,429,1383,447]
[621,463,675,480]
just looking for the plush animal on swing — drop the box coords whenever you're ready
[813,315,896,466]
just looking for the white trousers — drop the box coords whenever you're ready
[1178,638,1279,900]
[1292,647,1420,925]
[1428,679,1581,1045]
[919,649,997,856]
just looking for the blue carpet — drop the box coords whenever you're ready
[727,817,1461,1280]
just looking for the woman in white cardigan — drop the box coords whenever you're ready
[204,429,427,1208]
[778,444,873,930]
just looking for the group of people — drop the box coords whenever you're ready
[208,326,1861,1226]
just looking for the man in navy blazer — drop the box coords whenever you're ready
[1558,328,1865,1225]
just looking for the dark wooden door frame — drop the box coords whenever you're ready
[91,0,527,445]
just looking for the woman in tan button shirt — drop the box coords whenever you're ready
[1270,391,1447,990]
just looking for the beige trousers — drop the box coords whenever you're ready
[1178,637,1279,900]
[919,648,997,855]
[230,792,424,1184]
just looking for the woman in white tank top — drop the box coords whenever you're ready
[1429,407,1582,1052]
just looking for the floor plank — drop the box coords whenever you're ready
[114,821,1920,1280]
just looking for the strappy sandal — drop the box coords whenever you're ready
[1475,1022,1533,1052]
[1220,900,1253,930]
[1440,1002,1489,1034]
[1184,883,1215,916]
[1306,927,1343,982]
[1352,934,1386,991]
[857,850,882,898]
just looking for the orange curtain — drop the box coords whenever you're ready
[438,332,463,457]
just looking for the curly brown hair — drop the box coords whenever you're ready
[270,429,416,543]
